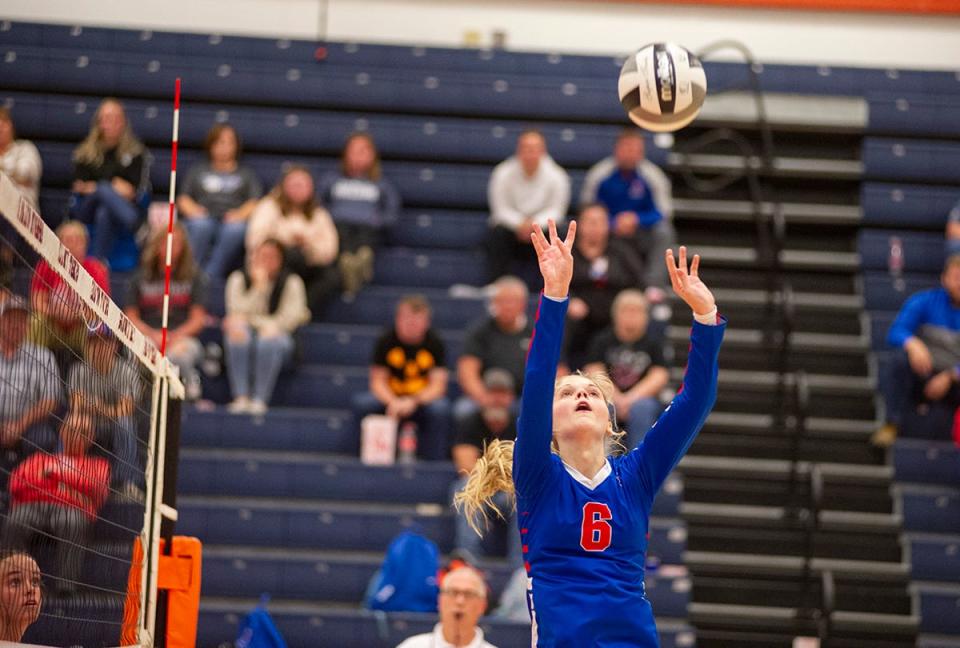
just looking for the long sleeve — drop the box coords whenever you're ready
[887,292,929,348]
[226,271,309,332]
[225,271,270,328]
[529,161,571,228]
[9,454,50,501]
[641,160,673,221]
[513,295,568,498]
[488,161,526,229]
[302,207,339,266]
[224,272,249,317]
[579,158,614,208]
[631,318,725,496]
[7,141,42,197]
[267,274,310,333]
[245,198,280,253]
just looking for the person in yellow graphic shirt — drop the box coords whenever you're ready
[353,294,452,460]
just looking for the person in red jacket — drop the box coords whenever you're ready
[4,410,110,595]
[29,220,110,359]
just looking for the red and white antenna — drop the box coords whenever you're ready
[160,78,181,358]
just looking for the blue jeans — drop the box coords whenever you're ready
[626,397,663,449]
[182,216,247,279]
[450,474,523,568]
[352,392,452,461]
[71,182,142,261]
[225,327,293,404]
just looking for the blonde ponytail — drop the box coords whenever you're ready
[453,439,516,537]
[454,370,629,539]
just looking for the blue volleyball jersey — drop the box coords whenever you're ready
[514,295,725,647]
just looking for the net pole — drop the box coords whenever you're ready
[143,77,181,646]
[146,376,170,642]
[139,373,163,647]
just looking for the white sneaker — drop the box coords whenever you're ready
[248,399,268,416]
[227,397,251,414]
[185,372,202,401]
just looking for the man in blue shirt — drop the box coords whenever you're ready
[874,255,960,447]
[580,129,675,299]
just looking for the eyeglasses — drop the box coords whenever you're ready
[440,588,484,601]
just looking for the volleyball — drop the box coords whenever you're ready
[618,43,707,132]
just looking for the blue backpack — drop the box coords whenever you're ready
[365,530,439,613]
[235,596,287,648]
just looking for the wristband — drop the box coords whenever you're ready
[693,307,719,326]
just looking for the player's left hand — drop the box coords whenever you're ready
[666,246,716,316]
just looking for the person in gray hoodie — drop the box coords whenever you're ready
[318,132,400,296]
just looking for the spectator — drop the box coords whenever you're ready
[69,98,150,263]
[223,239,310,415]
[0,550,41,641]
[874,254,960,448]
[455,276,531,423]
[566,203,645,366]
[451,369,521,567]
[124,224,208,400]
[318,133,400,295]
[247,165,341,316]
[0,297,62,494]
[5,410,109,596]
[68,326,144,495]
[0,107,42,208]
[580,128,674,297]
[396,566,497,648]
[29,221,110,360]
[486,129,570,282]
[583,289,671,448]
[353,295,452,461]
[177,123,263,279]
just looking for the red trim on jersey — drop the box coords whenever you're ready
[524,295,544,363]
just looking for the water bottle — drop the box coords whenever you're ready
[397,421,418,464]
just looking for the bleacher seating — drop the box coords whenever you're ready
[861,60,960,647]
[5,16,960,647]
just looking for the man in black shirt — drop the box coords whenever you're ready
[352,295,451,460]
[455,276,532,424]
[451,368,521,566]
[583,289,670,449]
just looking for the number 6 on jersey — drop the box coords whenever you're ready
[580,502,613,552]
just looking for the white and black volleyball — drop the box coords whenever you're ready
[618,43,707,132]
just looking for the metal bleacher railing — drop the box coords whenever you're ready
[678,39,839,646]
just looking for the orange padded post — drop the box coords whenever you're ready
[120,536,202,647]
[158,536,203,648]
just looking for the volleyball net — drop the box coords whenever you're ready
[0,171,182,647]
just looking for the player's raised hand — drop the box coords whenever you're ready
[666,246,716,316]
[531,219,576,300]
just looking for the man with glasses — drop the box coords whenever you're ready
[396,566,498,648]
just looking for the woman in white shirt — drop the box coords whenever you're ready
[246,165,340,318]
[224,238,310,415]
[0,107,42,207]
